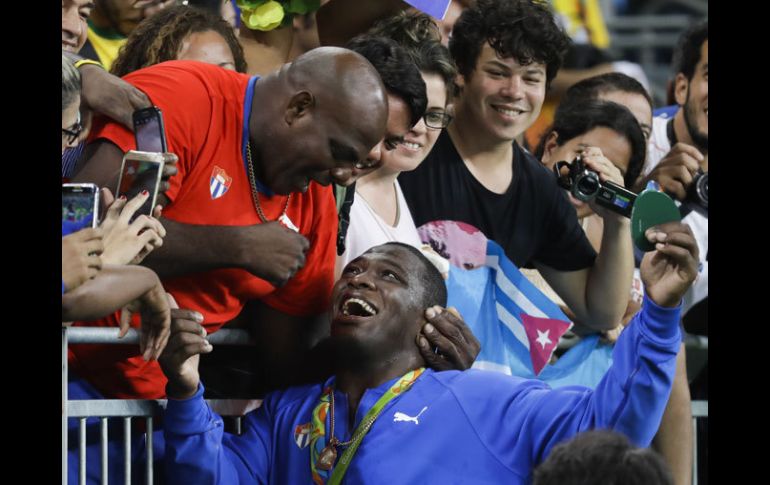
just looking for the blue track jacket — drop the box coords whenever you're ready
[164,297,681,484]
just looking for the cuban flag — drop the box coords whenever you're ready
[446,240,573,376]
[210,166,232,200]
[294,422,311,449]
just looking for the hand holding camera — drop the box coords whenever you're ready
[636,143,706,207]
[554,149,637,219]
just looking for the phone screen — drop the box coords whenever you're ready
[62,184,99,233]
[134,107,167,153]
[117,158,163,218]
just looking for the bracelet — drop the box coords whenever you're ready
[74,59,103,70]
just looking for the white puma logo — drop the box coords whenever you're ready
[393,406,428,425]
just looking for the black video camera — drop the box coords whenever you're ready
[553,155,637,218]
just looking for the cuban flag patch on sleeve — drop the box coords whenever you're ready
[210,166,232,200]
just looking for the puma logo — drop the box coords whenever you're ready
[393,406,428,425]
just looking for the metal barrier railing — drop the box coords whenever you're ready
[63,327,708,484]
[605,13,704,104]
[62,327,256,485]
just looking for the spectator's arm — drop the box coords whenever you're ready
[316,0,407,46]
[62,264,160,322]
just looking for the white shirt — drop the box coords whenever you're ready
[645,110,708,315]
[336,181,422,276]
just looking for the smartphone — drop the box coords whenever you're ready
[62,183,99,230]
[133,106,167,153]
[116,150,165,219]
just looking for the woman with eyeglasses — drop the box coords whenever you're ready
[336,12,456,275]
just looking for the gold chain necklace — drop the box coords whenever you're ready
[246,141,291,222]
[316,390,381,470]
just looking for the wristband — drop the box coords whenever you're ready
[74,59,103,70]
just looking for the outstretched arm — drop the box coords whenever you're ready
[529,222,698,459]
[473,223,698,470]
[62,264,171,360]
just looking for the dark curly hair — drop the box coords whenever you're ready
[345,35,428,127]
[368,11,457,100]
[110,5,247,77]
[449,0,570,87]
[533,430,674,485]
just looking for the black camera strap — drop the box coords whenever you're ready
[666,117,678,147]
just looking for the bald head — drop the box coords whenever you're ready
[249,47,390,195]
[287,46,389,136]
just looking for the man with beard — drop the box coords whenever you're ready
[638,21,708,191]
[635,20,707,318]
[159,226,699,484]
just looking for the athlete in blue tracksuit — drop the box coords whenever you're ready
[161,228,698,484]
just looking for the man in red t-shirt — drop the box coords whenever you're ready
[71,47,390,399]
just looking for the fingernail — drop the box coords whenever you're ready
[419,337,428,348]
[425,308,436,319]
[193,312,203,323]
[119,195,127,201]
[424,323,434,334]
[141,190,149,195]
[655,242,666,250]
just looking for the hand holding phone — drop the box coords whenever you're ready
[116,150,165,220]
[62,183,100,233]
[100,190,167,265]
[134,106,167,153]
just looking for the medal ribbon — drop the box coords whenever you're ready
[309,367,426,484]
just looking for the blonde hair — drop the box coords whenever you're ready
[62,54,81,112]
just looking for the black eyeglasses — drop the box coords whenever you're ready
[62,112,83,146]
[423,111,453,129]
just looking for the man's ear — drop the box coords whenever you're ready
[453,72,466,97]
[540,131,559,166]
[674,73,689,107]
[285,91,315,125]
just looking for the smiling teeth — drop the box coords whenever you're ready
[493,106,521,117]
[402,142,422,150]
[342,298,376,316]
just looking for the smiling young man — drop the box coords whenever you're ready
[399,0,634,334]
[160,222,699,484]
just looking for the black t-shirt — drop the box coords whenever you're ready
[398,130,596,270]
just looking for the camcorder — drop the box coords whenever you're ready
[553,155,637,218]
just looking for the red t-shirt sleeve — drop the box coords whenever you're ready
[261,185,338,317]
[87,62,216,203]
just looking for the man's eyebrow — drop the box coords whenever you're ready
[381,257,407,275]
[524,66,545,76]
[483,60,512,73]
[329,138,359,163]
